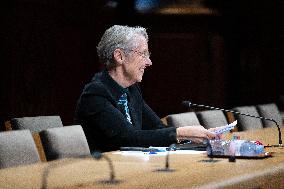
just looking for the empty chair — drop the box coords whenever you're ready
[0,130,40,169]
[256,103,283,128]
[196,110,228,129]
[10,115,63,133]
[40,125,91,161]
[10,115,63,162]
[166,112,200,128]
[232,106,263,131]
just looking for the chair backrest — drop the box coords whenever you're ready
[166,112,200,128]
[10,115,63,133]
[256,103,283,128]
[0,130,40,169]
[40,125,91,161]
[196,110,228,129]
[232,106,263,131]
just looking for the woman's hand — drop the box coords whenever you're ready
[176,125,216,143]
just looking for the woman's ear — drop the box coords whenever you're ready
[113,49,124,65]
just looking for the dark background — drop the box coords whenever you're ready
[1,0,284,126]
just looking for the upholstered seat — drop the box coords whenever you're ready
[256,103,283,127]
[196,110,228,129]
[166,112,200,128]
[9,115,64,162]
[0,130,40,168]
[40,125,91,161]
[232,106,263,131]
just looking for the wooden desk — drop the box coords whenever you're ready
[227,125,284,146]
[0,128,283,189]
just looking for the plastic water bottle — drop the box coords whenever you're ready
[239,141,256,156]
[208,140,224,155]
[231,140,244,156]
[208,140,264,156]
[239,141,264,156]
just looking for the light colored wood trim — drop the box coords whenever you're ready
[4,121,12,131]
[226,112,238,132]
[160,116,168,126]
[32,133,47,162]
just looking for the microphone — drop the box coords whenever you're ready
[92,151,121,184]
[41,156,94,189]
[155,144,176,172]
[40,152,121,189]
[182,101,283,147]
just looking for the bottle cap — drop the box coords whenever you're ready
[232,135,240,140]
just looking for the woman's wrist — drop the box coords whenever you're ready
[176,128,184,143]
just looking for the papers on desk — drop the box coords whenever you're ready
[114,150,205,156]
[113,151,206,161]
[113,148,206,161]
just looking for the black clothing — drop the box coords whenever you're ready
[74,70,176,152]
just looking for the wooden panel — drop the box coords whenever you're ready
[142,30,226,117]
[2,0,283,125]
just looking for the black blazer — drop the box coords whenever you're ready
[74,70,176,152]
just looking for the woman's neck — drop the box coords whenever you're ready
[108,68,133,88]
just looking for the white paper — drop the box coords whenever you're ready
[214,120,237,134]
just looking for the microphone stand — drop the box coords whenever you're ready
[199,139,220,163]
[40,152,121,189]
[41,158,90,189]
[155,144,176,172]
[92,151,122,184]
[183,101,283,147]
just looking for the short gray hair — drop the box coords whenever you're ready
[97,25,148,69]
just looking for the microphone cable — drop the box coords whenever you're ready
[182,101,283,147]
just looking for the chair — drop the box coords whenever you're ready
[0,130,40,169]
[9,115,64,162]
[10,115,63,133]
[166,112,200,128]
[40,125,91,161]
[196,110,228,129]
[232,106,263,131]
[256,103,283,128]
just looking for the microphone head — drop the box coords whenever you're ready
[182,101,192,108]
[91,151,103,160]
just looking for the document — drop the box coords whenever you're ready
[214,120,237,134]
